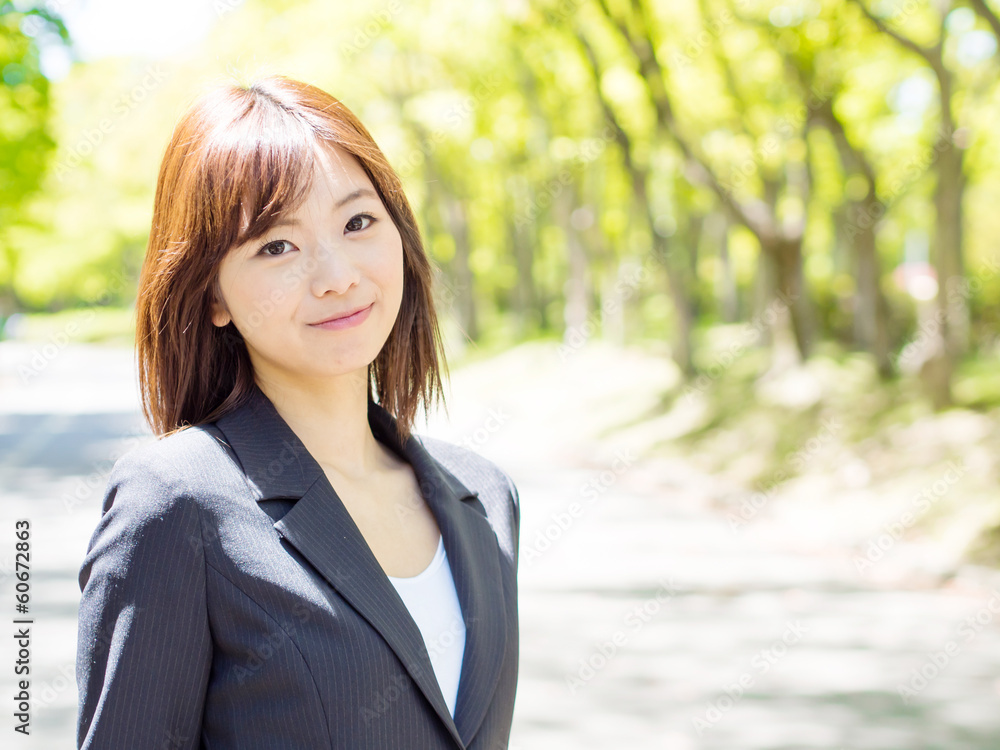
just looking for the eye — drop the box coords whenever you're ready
[256,239,295,257]
[346,213,376,233]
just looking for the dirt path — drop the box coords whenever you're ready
[433,339,1000,749]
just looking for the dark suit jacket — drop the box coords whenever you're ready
[75,383,520,749]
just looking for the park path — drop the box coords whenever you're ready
[1,338,999,749]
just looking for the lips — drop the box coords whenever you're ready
[309,303,373,326]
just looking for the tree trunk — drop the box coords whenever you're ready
[505,181,540,337]
[711,215,738,323]
[768,236,813,361]
[443,198,479,342]
[934,140,967,355]
[556,187,591,343]
[849,193,893,377]
[653,231,694,375]
[687,213,704,320]
[506,214,537,338]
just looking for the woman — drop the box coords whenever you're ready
[75,75,520,750]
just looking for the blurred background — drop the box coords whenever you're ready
[1,0,1000,747]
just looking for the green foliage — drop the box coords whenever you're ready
[0,5,54,212]
[0,2,67,309]
[1,0,999,395]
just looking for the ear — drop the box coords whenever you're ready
[211,300,231,327]
[210,284,231,328]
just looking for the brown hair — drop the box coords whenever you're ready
[135,75,447,442]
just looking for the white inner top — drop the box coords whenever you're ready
[387,534,467,718]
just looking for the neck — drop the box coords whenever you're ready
[252,369,391,482]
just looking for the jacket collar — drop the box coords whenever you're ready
[212,382,507,749]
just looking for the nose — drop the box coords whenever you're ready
[308,237,361,297]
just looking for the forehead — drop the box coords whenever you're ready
[305,143,373,199]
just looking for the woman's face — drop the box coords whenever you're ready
[211,143,404,391]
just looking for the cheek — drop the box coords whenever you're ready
[377,237,405,295]
[225,268,294,333]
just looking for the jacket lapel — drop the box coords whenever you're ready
[213,383,507,749]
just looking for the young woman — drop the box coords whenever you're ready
[75,75,520,750]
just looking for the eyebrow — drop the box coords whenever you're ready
[336,187,379,208]
[267,188,380,230]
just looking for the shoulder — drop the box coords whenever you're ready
[84,424,253,580]
[100,424,247,518]
[414,434,520,553]
[416,435,517,500]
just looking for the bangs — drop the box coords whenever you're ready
[195,92,330,251]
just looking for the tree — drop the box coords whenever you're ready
[585,0,819,364]
[0,2,68,316]
[848,0,967,407]
[738,4,895,376]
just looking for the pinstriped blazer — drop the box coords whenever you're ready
[75,382,520,749]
